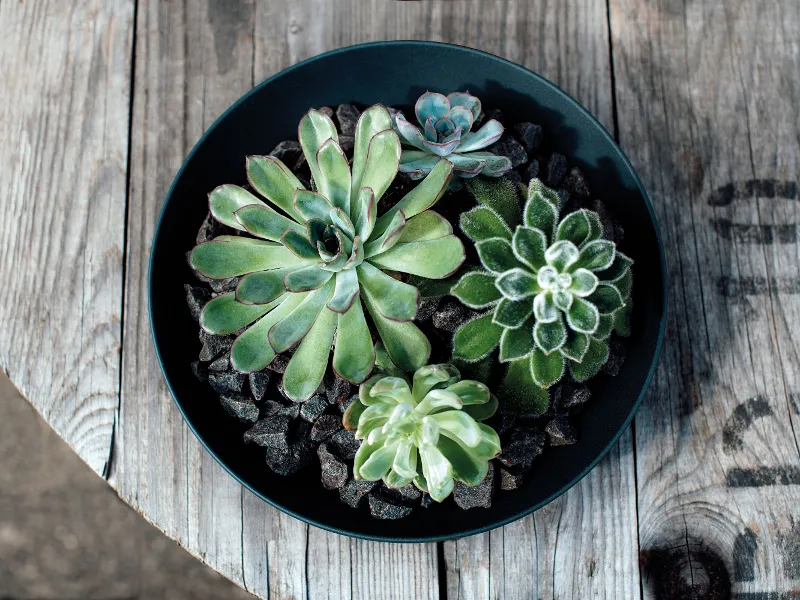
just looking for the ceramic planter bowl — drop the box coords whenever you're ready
[150,41,666,542]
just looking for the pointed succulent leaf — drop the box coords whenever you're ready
[200,292,273,335]
[306,219,327,246]
[399,211,452,243]
[236,267,295,305]
[356,262,419,321]
[280,229,319,261]
[499,358,550,416]
[599,250,633,281]
[369,377,414,405]
[447,153,487,177]
[556,209,594,247]
[495,268,540,300]
[572,239,616,272]
[512,226,547,271]
[534,315,567,353]
[432,411,482,447]
[524,179,559,241]
[613,303,632,337]
[354,187,377,241]
[451,271,502,309]
[319,252,347,272]
[341,236,365,271]
[353,434,386,476]
[456,119,504,152]
[316,138,351,213]
[234,204,304,242]
[209,185,265,230]
[594,313,615,340]
[364,210,406,257]
[494,297,533,329]
[569,337,610,382]
[415,390,463,415]
[415,92,450,125]
[332,300,375,384]
[293,189,333,222]
[230,292,306,372]
[343,396,368,432]
[436,434,489,486]
[362,287,430,371]
[246,156,304,222]
[446,380,490,406]
[475,238,525,274]
[191,238,305,279]
[434,117,456,137]
[282,307,338,401]
[589,283,625,314]
[423,116,437,141]
[284,263,333,292]
[326,268,360,313]
[533,291,558,323]
[460,206,512,242]
[392,441,419,480]
[614,268,633,299]
[419,444,454,502]
[374,159,453,237]
[545,240,580,271]
[452,313,502,362]
[357,129,401,205]
[352,105,394,209]
[570,268,599,297]
[560,330,590,363]
[360,438,401,480]
[398,154,440,179]
[466,152,513,177]
[268,277,335,352]
[530,347,566,388]
[553,290,573,311]
[467,177,520,228]
[447,92,481,121]
[566,296,600,334]
[369,235,465,279]
[499,320,535,362]
[448,105,474,132]
[421,136,461,157]
[412,364,460,402]
[298,109,339,191]
[461,395,498,422]
[328,207,355,239]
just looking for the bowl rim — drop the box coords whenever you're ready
[149,40,667,543]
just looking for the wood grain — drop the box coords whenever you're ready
[0,0,133,475]
[610,0,800,596]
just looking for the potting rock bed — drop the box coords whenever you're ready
[186,103,628,519]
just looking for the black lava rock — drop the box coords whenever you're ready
[317,443,348,490]
[310,414,343,442]
[556,381,591,410]
[420,494,435,509]
[196,212,233,244]
[208,355,229,371]
[368,492,414,520]
[191,360,208,383]
[318,106,334,119]
[300,394,328,422]
[248,370,271,402]
[267,354,290,373]
[513,122,543,153]
[338,135,355,157]
[524,159,540,183]
[337,394,358,415]
[416,296,441,321]
[329,429,360,461]
[244,416,291,451]
[209,370,246,395]
[484,107,504,124]
[198,330,233,362]
[499,425,545,471]
[488,135,527,169]
[486,407,517,436]
[219,393,259,424]
[546,153,568,187]
[269,140,302,165]
[208,277,239,294]
[563,167,590,199]
[545,415,577,446]
[184,284,211,321]
[453,462,495,510]
[335,104,360,136]
[262,399,300,420]
[265,435,315,476]
[432,299,469,332]
[592,199,615,242]
[499,466,525,491]
[325,373,353,405]
[380,483,422,505]
[339,478,376,508]
[603,339,626,376]
[506,171,522,187]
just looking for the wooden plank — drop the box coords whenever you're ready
[0,0,133,475]
[609,0,800,597]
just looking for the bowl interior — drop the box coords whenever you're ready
[150,41,665,542]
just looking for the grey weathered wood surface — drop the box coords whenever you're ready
[1,0,798,598]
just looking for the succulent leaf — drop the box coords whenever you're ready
[589,283,625,314]
[398,211,452,243]
[495,268,540,300]
[351,105,394,210]
[451,271,502,309]
[282,307,338,402]
[350,364,500,502]
[316,138,351,213]
[466,177,520,228]
[356,129,401,204]
[447,92,481,120]
[460,206,512,242]
[493,298,534,329]
[354,187,377,241]
[298,109,339,192]
[236,267,295,305]
[452,313,502,362]
[284,264,333,292]
[498,320,535,362]
[200,292,274,335]
[234,204,304,241]
[456,120,504,153]
[190,238,305,279]
[293,189,333,222]
[568,337,609,382]
[209,185,265,230]
[476,238,525,274]
[268,278,335,352]
[415,92,450,125]
[369,235,465,279]
[332,300,375,384]
[498,358,549,416]
[363,210,406,258]
[246,156,304,222]
[573,239,616,272]
[357,262,419,321]
[361,286,430,371]
[530,347,565,388]
[560,330,590,363]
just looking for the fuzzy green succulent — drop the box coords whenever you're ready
[451,178,633,393]
[190,105,466,401]
[394,91,512,180]
[343,363,501,502]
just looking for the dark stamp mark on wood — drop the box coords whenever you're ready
[727,466,800,487]
[711,219,797,245]
[777,523,800,579]
[723,397,773,454]
[640,541,731,600]
[708,179,798,206]
[733,528,758,582]
[717,277,800,297]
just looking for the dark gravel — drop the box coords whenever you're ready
[243,417,291,451]
[339,478,376,508]
[545,415,577,446]
[299,394,328,422]
[488,135,528,169]
[219,394,259,424]
[453,462,495,510]
[513,122,543,153]
[325,373,353,405]
[248,371,271,402]
[310,414,343,442]
[329,429,360,461]
[198,330,233,362]
[498,425,545,471]
[603,339,627,376]
[545,153,568,187]
[208,355,229,372]
[335,104,360,136]
[318,443,348,490]
[523,159,540,182]
[431,299,470,332]
[267,354,290,374]
[184,284,210,321]
[368,492,414,520]
[208,370,246,396]
[264,423,315,476]
[415,296,440,321]
[563,167,590,199]
[269,140,302,165]
[499,465,525,491]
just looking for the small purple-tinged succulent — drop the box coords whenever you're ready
[394,91,512,180]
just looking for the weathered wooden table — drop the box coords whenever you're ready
[3,0,799,597]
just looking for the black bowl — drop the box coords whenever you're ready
[150,41,666,542]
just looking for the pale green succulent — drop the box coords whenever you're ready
[394,91,512,180]
[451,178,633,392]
[343,363,501,502]
[190,105,466,401]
